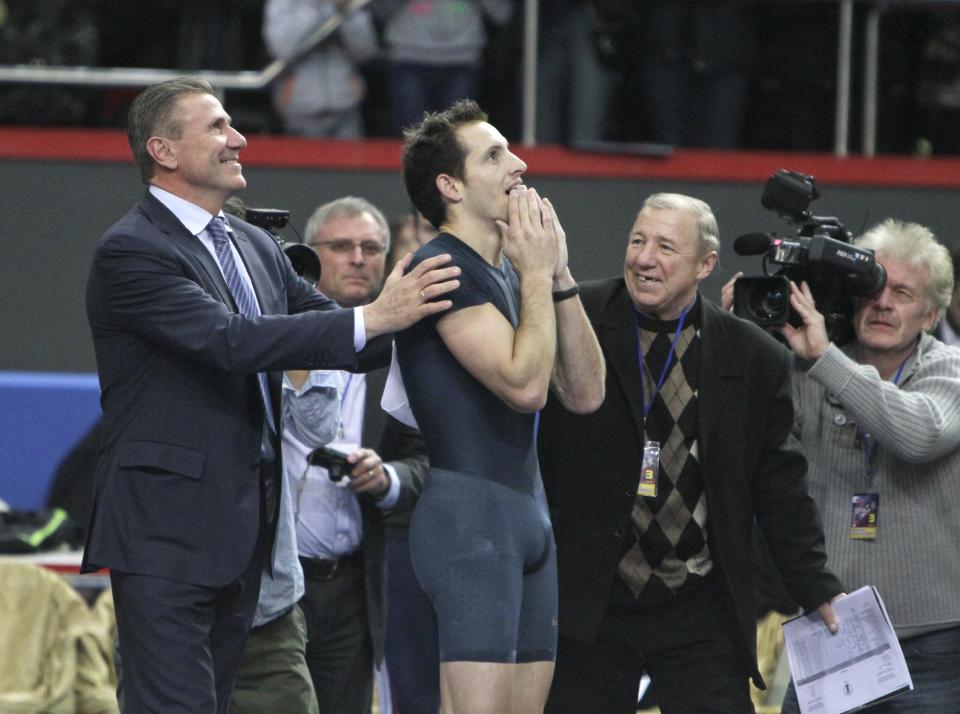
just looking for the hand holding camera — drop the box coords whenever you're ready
[732,170,886,345]
[307,444,354,481]
[306,444,391,499]
[775,280,831,360]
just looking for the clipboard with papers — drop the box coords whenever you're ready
[781,585,913,714]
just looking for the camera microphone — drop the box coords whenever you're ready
[733,232,775,256]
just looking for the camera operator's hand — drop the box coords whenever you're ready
[777,281,830,360]
[720,272,742,312]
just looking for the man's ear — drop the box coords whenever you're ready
[697,250,719,281]
[436,173,461,203]
[146,137,177,170]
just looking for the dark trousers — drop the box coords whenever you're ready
[387,62,479,138]
[546,574,754,714]
[111,462,274,714]
[111,560,262,714]
[299,554,373,714]
[780,624,960,713]
[385,534,440,714]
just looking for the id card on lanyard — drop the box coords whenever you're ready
[848,354,909,540]
[636,303,691,498]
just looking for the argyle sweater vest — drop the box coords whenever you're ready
[618,300,714,606]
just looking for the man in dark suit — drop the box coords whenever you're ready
[82,77,458,714]
[537,192,844,713]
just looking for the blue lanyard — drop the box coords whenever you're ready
[340,372,353,411]
[859,355,909,481]
[636,302,692,419]
[337,372,353,437]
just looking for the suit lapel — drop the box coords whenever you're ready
[697,300,743,446]
[141,192,234,308]
[596,282,647,440]
[362,368,388,448]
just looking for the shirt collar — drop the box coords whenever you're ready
[149,185,228,237]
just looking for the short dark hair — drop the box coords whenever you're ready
[127,76,215,184]
[401,99,488,229]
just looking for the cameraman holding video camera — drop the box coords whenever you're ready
[725,218,960,711]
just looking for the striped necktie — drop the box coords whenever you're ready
[207,216,276,434]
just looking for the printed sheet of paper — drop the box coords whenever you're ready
[782,585,912,714]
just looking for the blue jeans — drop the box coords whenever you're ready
[535,5,616,145]
[780,625,960,713]
[387,62,479,136]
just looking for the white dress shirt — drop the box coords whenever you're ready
[285,370,400,559]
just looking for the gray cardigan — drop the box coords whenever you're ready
[793,332,960,639]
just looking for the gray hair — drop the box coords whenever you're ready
[641,193,720,255]
[855,219,953,313]
[127,76,215,184]
[304,196,391,253]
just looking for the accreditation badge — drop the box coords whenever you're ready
[637,441,660,497]
[849,492,879,540]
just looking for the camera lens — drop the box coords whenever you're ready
[733,275,791,326]
[753,286,787,321]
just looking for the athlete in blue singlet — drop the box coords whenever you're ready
[398,232,557,663]
[397,99,604,713]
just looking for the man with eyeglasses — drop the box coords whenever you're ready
[290,196,429,713]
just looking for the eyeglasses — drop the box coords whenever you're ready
[310,239,386,256]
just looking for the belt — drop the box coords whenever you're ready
[299,551,363,581]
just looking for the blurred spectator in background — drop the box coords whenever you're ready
[387,208,438,274]
[627,1,754,149]
[0,0,99,126]
[373,0,513,135]
[387,214,420,274]
[46,421,100,543]
[263,0,379,137]
[934,244,960,347]
[535,0,625,146]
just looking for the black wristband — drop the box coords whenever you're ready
[552,284,580,302]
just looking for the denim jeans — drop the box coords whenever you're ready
[387,62,479,136]
[780,625,960,713]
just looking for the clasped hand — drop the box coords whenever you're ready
[496,186,566,282]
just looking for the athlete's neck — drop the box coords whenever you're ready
[440,215,502,266]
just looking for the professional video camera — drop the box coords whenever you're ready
[732,170,886,344]
[243,207,321,285]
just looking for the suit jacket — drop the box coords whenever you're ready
[83,192,387,586]
[538,278,842,683]
[355,367,428,663]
